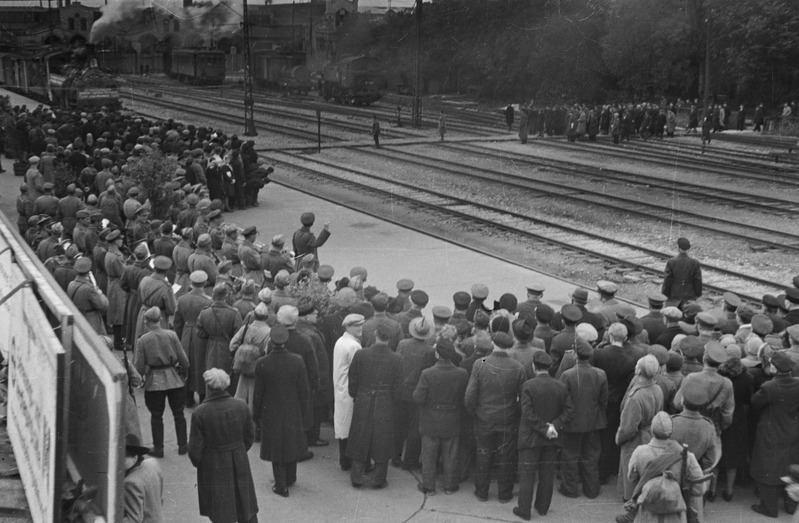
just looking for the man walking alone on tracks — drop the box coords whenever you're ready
[661,237,703,307]
[371,115,381,148]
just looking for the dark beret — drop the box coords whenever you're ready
[492,332,514,349]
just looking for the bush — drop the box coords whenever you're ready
[125,149,179,220]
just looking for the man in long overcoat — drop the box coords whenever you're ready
[295,304,333,447]
[750,351,799,517]
[135,256,176,341]
[188,234,218,290]
[174,271,212,407]
[346,323,402,488]
[196,285,243,394]
[68,257,108,335]
[292,212,330,271]
[172,228,194,296]
[238,226,264,288]
[120,243,153,348]
[104,230,126,350]
[661,237,702,307]
[189,369,258,523]
[333,313,364,470]
[252,325,311,497]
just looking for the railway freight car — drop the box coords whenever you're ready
[169,49,226,85]
[321,56,382,105]
[253,52,311,94]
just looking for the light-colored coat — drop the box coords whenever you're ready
[333,331,361,439]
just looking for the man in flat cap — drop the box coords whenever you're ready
[68,256,109,335]
[135,256,176,341]
[174,271,212,407]
[515,351,574,520]
[134,306,190,458]
[333,314,365,472]
[293,212,330,271]
[674,341,735,438]
[465,332,526,502]
[347,321,403,488]
[695,311,720,349]
[750,350,799,517]
[559,338,608,500]
[662,237,703,307]
[593,281,626,328]
[25,155,44,201]
[196,285,243,393]
[393,317,436,470]
[413,338,469,495]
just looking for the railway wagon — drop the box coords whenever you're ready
[169,49,226,85]
[94,50,138,74]
[253,52,310,93]
[321,56,382,106]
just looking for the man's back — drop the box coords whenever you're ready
[465,351,526,427]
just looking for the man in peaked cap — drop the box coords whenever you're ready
[521,282,545,312]
[593,281,626,328]
[236,226,263,289]
[549,304,583,374]
[431,306,453,335]
[639,292,668,344]
[716,292,743,334]
[362,293,403,351]
[397,290,429,338]
[396,278,415,313]
[695,311,720,348]
[260,234,294,287]
[662,237,703,307]
[450,291,472,327]
[68,256,109,336]
[293,212,330,271]
[761,294,789,333]
[670,379,720,473]
[466,283,489,322]
[394,316,436,470]
[135,256,177,342]
[173,270,212,407]
[333,313,365,472]
[465,330,526,502]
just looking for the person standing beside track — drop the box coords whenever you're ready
[371,115,381,148]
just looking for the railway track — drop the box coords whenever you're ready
[260,149,785,302]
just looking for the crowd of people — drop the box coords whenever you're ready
[4,97,799,523]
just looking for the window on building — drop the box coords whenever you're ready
[80,18,87,31]
[68,18,75,30]
[174,20,180,32]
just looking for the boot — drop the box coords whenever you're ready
[615,505,638,523]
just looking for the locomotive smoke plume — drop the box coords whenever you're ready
[90,0,242,46]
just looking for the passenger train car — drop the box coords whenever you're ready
[168,49,226,85]
[0,47,120,109]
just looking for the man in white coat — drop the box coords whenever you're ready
[333,313,365,471]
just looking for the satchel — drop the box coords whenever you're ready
[640,470,686,514]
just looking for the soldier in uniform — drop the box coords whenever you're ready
[91,229,110,295]
[135,256,176,342]
[134,306,189,458]
[172,228,194,296]
[72,210,92,253]
[239,226,264,289]
[173,271,212,407]
[192,199,212,244]
[121,243,153,349]
[128,206,150,250]
[57,184,85,238]
[51,243,80,292]
[176,193,200,232]
[662,237,702,307]
[220,226,243,280]
[196,284,243,393]
[206,210,224,252]
[104,230,127,350]
[395,279,415,313]
[292,212,330,271]
[188,234,218,291]
[152,222,177,284]
[639,293,667,344]
[37,222,62,262]
[68,256,109,335]
[260,235,294,287]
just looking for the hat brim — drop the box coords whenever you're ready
[126,444,151,456]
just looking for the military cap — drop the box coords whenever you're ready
[723,292,742,310]
[432,306,452,322]
[43,182,54,191]
[317,265,335,281]
[28,155,40,163]
[350,266,368,279]
[661,306,683,321]
[74,257,92,274]
[351,302,375,320]
[499,293,518,312]
[27,215,39,226]
[561,304,583,323]
[647,344,669,365]
[786,288,799,304]
[186,193,200,205]
[409,317,432,340]
[300,212,315,226]
[271,234,285,247]
[435,338,457,361]
[149,220,163,232]
[526,282,545,294]
[153,256,172,271]
[473,309,490,328]
[342,313,365,328]
[410,290,429,307]
[76,209,91,219]
[37,216,51,225]
[471,283,489,300]
[270,324,290,345]
[492,332,514,349]
[453,291,471,310]
[677,237,691,250]
[512,318,535,342]
[371,292,389,311]
[596,280,618,295]
[682,302,702,317]
[125,433,150,457]
[98,229,111,241]
[681,378,709,409]
[695,312,718,328]
[87,194,98,204]
[679,336,704,359]
[622,315,643,337]
[65,243,79,259]
[532,351,553,368]
[197,198,212,211]
[573,338,593,359]
[127,187,140,196]
[771,351,795,373]
[395,278,414,292]
[297,302,316,316]
[647,292,667,308]
[207,209,222,220]
[491,315,511,334]
[788,325,799,344]
[144,306,161,322]
[257,288,273,303]
[614,304,638,320]
[135,205,149,216]
[571,288,589,305]
[190,270,208,285]
[197,234,211,247]
[535,303,555,323]
[242,226,257,237]
[762,294,780,308]
[724,343,742,360]
[704,340,729,364]
[107,230,123,242]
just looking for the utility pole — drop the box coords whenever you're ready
[411,0,422,128]
[242,0,257,136]
[701,16,710,122]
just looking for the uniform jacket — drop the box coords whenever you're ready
[57,195,84,234]
[346,343,402,462]
[34,194,59,218]
[464,350,526,429]
[560,360,608,433]
[237,241,263,287]
[750,373,799,485]
[252,347,311,462]
[661,252,702,304]
[188,391,258,523]
[173,290,212,393]
[68,275,108,335]
[92,242,109,294]
[333,331,361,439]
[196,302,242,376]
[640,311,665,345]
[171,241,192,294]
[187,250,217,288]
[671,410,719,471]
[133,327,189,391]
[134,274,176,341]
[259,249,294,282]
[104,246,126,325]
[518,372,574,449]
[673,367,735,431]
[123,457,163,523]
[292,226,330,267]
[413,359,469,438]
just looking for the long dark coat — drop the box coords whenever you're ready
[295,321,333,407]
[104,246,126,325]
[196,302,243,377]
[252,348,311,462]
[174,290,212,394]
[346,343,402,463]
[188,390,258,523]
[750,373,799,486]
[661,252,702,305]
[120,260,152,345]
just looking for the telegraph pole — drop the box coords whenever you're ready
[701,17,711,122]
[242,0,257,136]
[411,0,422,128]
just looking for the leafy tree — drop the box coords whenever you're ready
[124,150,179,220]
